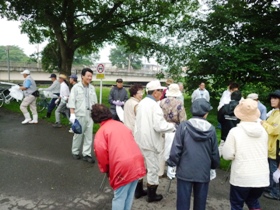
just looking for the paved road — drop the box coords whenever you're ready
[0,109,279,210]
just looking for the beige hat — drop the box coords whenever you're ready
[59,74,67,80]
[166,84,182,97]
[166,78,174,85]
[247,93,258,100]
[146,80,166,91]
[234,98,260,122]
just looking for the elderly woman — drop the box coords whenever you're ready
[92,104,146,210]
[223,99,269,210]
[262,90,280,200]
[160,83,187,124]
[123,84,143,133]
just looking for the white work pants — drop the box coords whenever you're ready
[142,149,160,185]
[20,95,37,115]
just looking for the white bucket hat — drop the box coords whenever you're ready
[166,84,182,97]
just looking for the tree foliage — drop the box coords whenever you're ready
[0,45,31,63]
[109,45,142,70]
[1,0,196,75]
[160,0,280,98]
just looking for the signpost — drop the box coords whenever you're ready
[96,64,105,104]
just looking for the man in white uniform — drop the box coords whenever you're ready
[68,68,98,163]
[134,80,175,203]
[191,82,210,103]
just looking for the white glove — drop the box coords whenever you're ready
[167,166,176,179]
[273,168,280,183]
[70,114,76,124]
[38,88,43,91]
[55,99,59,104]
[210,169,216,181]
[62,96,68,101]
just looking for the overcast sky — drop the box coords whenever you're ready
[0,18,111,62]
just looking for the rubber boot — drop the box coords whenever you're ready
[46,112,51,118]
[29,115,38,124]
[146,184,163,202]
[22,113,31,124]
[135,180,147,199]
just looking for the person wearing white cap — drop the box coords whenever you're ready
[222,98,269,210]
[134,80,175,203]
[19,69,38,124]
[247,93,267,120]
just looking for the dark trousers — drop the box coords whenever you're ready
[177,178,209,210]
[268,158,279,197]
[47,94,59,115]
[230,185,264,210]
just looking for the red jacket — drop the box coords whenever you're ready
[94,119,146,190]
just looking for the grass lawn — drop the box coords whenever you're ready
[2,85,230,169]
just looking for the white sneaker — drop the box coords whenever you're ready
[69,128,74,133]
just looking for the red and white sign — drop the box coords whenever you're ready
[97,64,105,74]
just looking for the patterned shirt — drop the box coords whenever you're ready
[160,97,187,124]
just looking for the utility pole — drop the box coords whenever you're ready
[6,46,10,82]
[127,54,131,72]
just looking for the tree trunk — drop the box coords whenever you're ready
[58,43,75,76]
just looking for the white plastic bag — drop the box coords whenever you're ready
[43,90,58,98]
[116,105,124,122]
[8,85,23,101]
[164,132,175,161]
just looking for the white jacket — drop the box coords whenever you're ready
[134,96,175,154]
[191,88,210,103]
[68,82,98,117]
[222,122,269,187]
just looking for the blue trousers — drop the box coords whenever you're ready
[112,180,138,210]
[47,97,58,114]
[230,185,264,210]
[177,178,209,210]
[268,158,279,197]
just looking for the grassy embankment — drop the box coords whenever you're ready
[2,85,230,169]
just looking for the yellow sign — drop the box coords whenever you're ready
[96,74,105,79]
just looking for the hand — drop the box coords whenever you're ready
[62,96,68,101]
[115,100,124,106]
[112,100,117,105]
[70,114,76,124]
[167,166,176,179]
[273,168,280,183]
[210,169,216,181]
[38,88,43,91]
[55,99,59,104]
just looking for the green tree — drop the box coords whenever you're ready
[1,0,196,75]
[109,45,142,70]
[160,0,280,97]
[0,45,31,63]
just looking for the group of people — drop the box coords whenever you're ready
[17,68,280,210]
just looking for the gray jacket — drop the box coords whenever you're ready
[167,117,220,182]
[23,75,37,96]
[108,86,128,114]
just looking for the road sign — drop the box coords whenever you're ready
[96,64,105,104]
[97,64,105,74]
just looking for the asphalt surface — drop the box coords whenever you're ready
[0,109,279,210]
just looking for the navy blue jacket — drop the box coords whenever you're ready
[167,117,220,182]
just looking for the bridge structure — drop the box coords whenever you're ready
[0,63,165,83]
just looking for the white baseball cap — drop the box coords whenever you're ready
[146,80,166,91]
[20,69,30,75]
